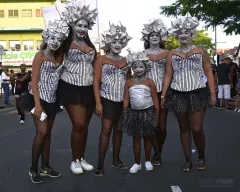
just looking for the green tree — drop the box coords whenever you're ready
[160,0,240,35]
[165,29,215,53]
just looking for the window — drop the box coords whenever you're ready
[36,9,42,17]
[37,40,43,50]
[8,10,18,18]
[0,10,4,18]
[0,41,6,50]
[23,40,34,51]
[9,40,20,51]
[22,9,32,17]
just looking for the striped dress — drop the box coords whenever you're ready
[171,46,206,92]
[144,49,167,93]
[60,49,95,86]
[29,61,62,103]
[100,63,129,102]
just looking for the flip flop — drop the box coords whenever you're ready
[112,164,128,170]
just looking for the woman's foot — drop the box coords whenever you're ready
[197,159,207,170]
[150,154,162,166]
[40,166,61,178]
[70,159,83,174]
[29,167,43,184]
[112,159,128,169]
[95,169,104,176]
[145,161,153,171]
[80,158,94,171]
[129,163,141,173]
[181,161,192,172]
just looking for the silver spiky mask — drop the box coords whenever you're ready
[126,49,150,66]
[170,13,199,38]
[141,19,168,42]
[62,0,98,29]
[101,22,132,51]
[41,19,70,42]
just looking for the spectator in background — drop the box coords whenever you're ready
[210,60,216,76]
[1,68,10,105]
[215,54,232,110]
[232,54,239,66]
[227,55,238,99]
[10,69,15,95]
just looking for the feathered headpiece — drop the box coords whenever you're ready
[101,22,132,51]
[41,19,70,42]
[141,19,168,42]
[126,49,150,66]
[170,13,199,38]
[62,0,98,29]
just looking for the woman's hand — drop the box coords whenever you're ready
[96,103,103,117]
[33,105,44,120]
[210,95,216,106]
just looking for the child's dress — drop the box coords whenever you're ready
[119,84,158,136]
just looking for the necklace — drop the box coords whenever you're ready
[178,45,195,53]
[73,38,86,46]
[147,47,164,54]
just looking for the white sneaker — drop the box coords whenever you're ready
[20,120,25,124]
[145,161,153,171]
[237,109,240,112]
[129,163,141,173]
[70,159,83,174]
[80,158,94,171]
[234,108,238,112]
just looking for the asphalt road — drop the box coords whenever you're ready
[0,105,239,192]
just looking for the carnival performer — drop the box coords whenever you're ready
[119,51,159,173]
[93,23,132,176]
[19,18,70,183]
[161,14,216,172]
[141,19,169,165]
[57,2,98,174]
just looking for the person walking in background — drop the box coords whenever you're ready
[1,68,10,105]
[10,69,15,95]
[215,54,233,110]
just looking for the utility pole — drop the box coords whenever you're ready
[95,0,101,55]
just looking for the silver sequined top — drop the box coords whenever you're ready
[100,64,129,102]
[171,46,206,92]
[29,61,62,103]
[129,84,153,110]
[60,49,95,86]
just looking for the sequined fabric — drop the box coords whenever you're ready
[165,87,211,112]
[119,106,158,137]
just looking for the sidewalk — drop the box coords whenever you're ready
[0,95,15,108]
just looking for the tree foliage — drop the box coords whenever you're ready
[160,0,240,35]
[165,29,215,54]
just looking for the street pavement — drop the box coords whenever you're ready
[0,105,239,192]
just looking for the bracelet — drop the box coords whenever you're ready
[160,95,165,99]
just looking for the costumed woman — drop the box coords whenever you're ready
[161,14,216,172]
[141,19,169,165]
[21,18,70,183]
[119,51,159,174]
[58,1,98,174]
[93,23,132,176]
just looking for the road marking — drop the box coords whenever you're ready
[171,186,182,192]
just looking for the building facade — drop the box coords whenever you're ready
[0,0,67,67]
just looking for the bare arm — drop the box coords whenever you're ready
[93,56,103,105]
[202,51,215,97]
[149,79,159,112]
[31,53,43,107]
[15,74,29,82]
[123,81,130,109]
[161,51,173,97]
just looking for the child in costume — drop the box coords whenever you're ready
[119,51,159,173]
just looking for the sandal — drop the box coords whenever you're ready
[151,154,162,166]
[112,164,128,170]
[181,162,192,172]
[95,170,104,177]
[197,159,207,170]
